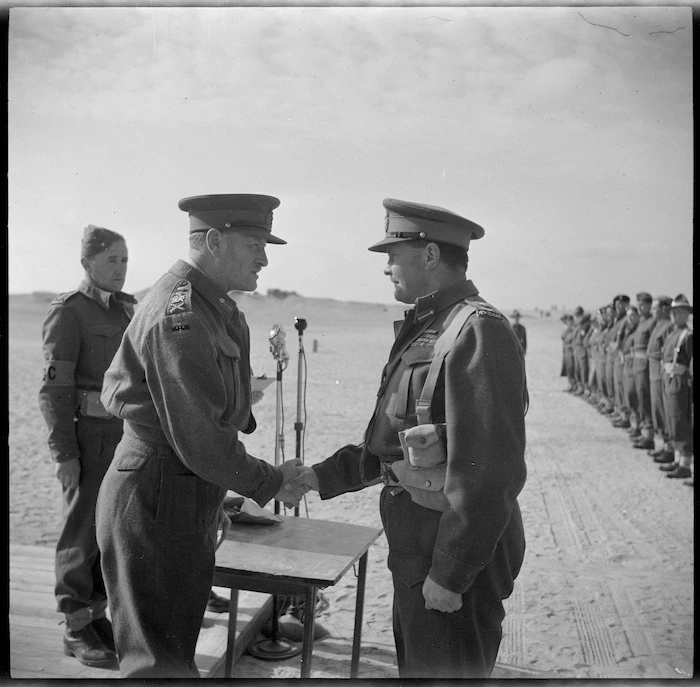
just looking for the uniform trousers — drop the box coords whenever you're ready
[392,565,506,679]
[381,488,523,679]
[622,359,638,423]
[55,416,122,620]
[648,360,667,440]
[605,357,616,404]
[564,350,575,386]
[614,359,626,412]
[633,361,653,431]
[96,431,225,678]
[662,374,694,455]
[575,353,588,388]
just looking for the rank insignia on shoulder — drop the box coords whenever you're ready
[477,309,502,319]
[166,281,192,316]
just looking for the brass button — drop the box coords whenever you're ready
[425,480,431,487]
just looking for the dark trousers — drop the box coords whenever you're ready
[605,357,616,402]
[55,417,122,617]
[649,360,667,439]
[614,360,626,412]
[392,566,506,679]
[663,374,694,455]
[96,432,225,678]
[623,363,638,423]
[634,368,652,430]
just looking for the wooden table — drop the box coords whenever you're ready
[213,515,383,678]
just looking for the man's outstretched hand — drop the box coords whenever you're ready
[274,459,311,508]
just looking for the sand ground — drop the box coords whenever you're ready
[8,293,694,679]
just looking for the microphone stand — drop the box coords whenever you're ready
[293,317,307,518]
[247,325,301,661]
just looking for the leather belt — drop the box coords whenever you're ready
[663,362,689,376]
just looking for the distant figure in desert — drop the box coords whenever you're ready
[510,310,527,354]
[38,225,134,669]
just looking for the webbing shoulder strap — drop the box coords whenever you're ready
[415,303,477,425]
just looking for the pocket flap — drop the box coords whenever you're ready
[401,346,433,366]
[400,423,443,449]
[86,323,123,338]
[216,337,241,359]
[391,459,446,492]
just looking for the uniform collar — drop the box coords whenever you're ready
[170,259,239,322]
[410,279,479,323]
[79,279,136,310]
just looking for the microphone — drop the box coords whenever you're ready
[269,325,289,363]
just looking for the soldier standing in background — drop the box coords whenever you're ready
[38,226,134,668]
[658,294,694,483]
[588,307,607,406]
[630,293,656,450]
[596,305,615,414]
[646,297,675,464]
[610,295,631,428]
[561,314,576,392]
[620,306,640,438]
[510,310,527,354]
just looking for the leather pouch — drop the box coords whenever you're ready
[398,423,447,467]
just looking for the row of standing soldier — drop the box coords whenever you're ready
[560,293,694,486]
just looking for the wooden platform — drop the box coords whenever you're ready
[9,544,272,679]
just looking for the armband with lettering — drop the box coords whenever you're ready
[42,360,76,387]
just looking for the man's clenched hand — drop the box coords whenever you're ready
[422,575,463,613]
[55,458,81,490]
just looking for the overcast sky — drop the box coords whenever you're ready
[8,5,693,311]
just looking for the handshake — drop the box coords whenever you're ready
[274,459,320,508]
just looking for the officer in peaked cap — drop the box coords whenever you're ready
[368,198,485,252]
[296,198,527,678]
[96,193,304,677]
[178,194,286,244]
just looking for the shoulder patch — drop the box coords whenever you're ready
[166,280,192,316]
[477,308,502,320]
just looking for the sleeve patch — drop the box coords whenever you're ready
[166,280,192,316]
[42,360,76,386]
[477,309,502,320]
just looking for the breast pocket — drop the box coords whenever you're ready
[385,345,434,425]
[86,323,125,366]
[216,336,243,420]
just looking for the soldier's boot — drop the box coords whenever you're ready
[647,435,666,457]
[634,428,655,450]
[666,451,693,480]
[63,612,118,669]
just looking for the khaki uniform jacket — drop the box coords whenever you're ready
[100,260,282,504]
[312,280,528,594]
[38,280,136,463]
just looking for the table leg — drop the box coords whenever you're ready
[351,552,368,678]
[224,588,239,678]
[300,586,317,678]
